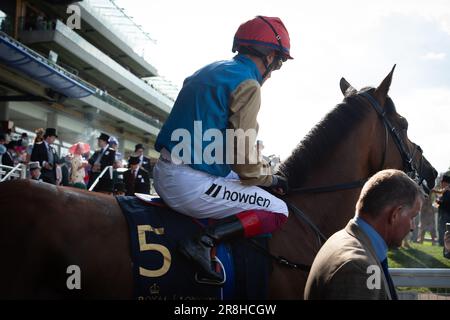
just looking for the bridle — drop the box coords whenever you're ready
[254,90,429,271]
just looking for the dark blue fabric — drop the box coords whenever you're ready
[116,196,270,300]
[381,258,398,300]
[116,196,221,300]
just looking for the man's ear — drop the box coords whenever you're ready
[388,205,403,225]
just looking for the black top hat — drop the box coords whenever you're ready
[442,174,450,184]
[128,153,140,165]
[44,128,58,138]
[97,133,110,142]
[135,143,144,152]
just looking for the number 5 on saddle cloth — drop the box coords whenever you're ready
[116,194,271,300]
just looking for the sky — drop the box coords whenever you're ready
[114,0,450,174]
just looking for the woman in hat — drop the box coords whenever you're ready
[69,143,89,189]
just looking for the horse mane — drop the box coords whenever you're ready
[278,88,398,188]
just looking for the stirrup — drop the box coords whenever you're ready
[194,256,226,286]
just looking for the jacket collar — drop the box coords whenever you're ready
[234,54,263,84]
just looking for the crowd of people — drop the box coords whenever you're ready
[0,127,157,197]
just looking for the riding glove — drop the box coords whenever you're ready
[271,175,289,195]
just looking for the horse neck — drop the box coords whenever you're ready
[285,109,382,237]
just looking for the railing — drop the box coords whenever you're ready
[0,164,27,182]
[88,165,113,191]
[391,268,450,288]
[391,268,450,300]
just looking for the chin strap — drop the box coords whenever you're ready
[261,56,283,80]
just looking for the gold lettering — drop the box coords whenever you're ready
[137,225,172,277]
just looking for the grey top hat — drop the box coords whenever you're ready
[29,161,41,171]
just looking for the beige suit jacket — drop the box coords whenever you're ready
[304,219,393,300]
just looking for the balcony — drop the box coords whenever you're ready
[0,31,162,140]
[77,0,159,78]
[19,19,172,119]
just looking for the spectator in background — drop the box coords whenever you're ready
[18,132,29,148]
[436,174,450,246]
[30,128,59,184]
[26,128,44,163]
[70,144,87,189]
[0,133,6,156]
[57,156,70,186]
[123,154,150,196]
[112,158,124,191]
[109,136,123,161]
[417,194,438,245]
[134,143,151,173]
[88,133,115,193]
[28,161,42,181]
[444,229,450,259]
[1,141,16,167]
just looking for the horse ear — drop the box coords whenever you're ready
[374,65,396,106]
[340,78,356,97]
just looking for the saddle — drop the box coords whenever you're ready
[115,194,271,300]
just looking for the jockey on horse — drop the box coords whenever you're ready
[153,16,293,281]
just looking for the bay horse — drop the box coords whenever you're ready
[0,68,437,299]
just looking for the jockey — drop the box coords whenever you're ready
[153,16,293,281]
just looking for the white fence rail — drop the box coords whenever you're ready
[391,268,450,300]
[391,268,450,288]
[0,164,27,182]
[88,165,113,191]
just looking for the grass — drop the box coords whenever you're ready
[388,239,450,294]
[388,242,450,269]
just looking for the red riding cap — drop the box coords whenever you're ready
[232,16,293,60]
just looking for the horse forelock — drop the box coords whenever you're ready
[278,93,375,188]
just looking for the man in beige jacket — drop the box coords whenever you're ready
[304,169,423,300]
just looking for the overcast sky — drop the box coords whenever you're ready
[115,0,450,174]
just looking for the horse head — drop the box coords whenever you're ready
[339,66,437,193]
[271,67,438,299]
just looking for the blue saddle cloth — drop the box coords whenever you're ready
[115,196,271,300]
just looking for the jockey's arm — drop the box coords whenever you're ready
[227,79,273,187]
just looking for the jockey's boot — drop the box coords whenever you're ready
[178,215,244,282]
